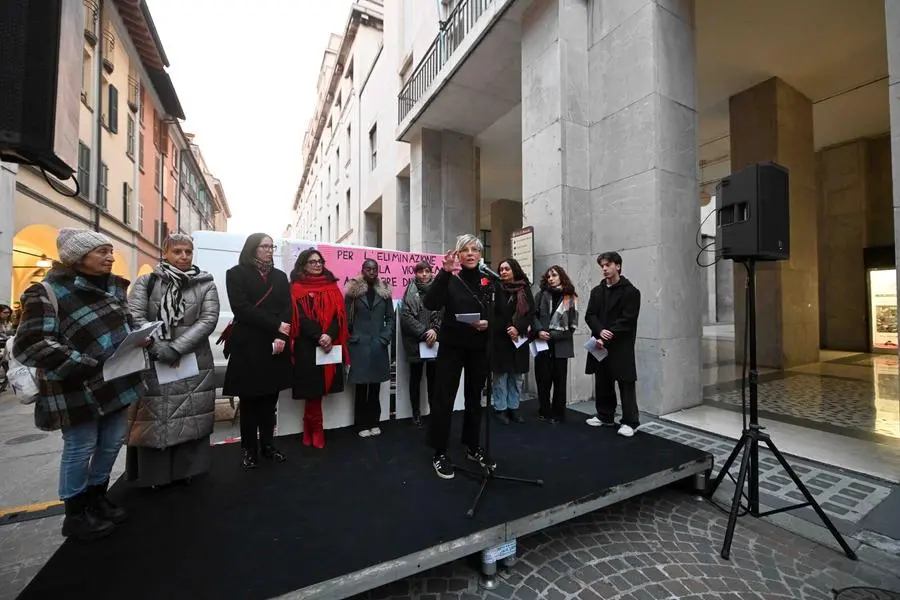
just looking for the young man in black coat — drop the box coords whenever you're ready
[584,251,642,437]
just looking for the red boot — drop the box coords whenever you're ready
[307,398,325,449]
[302,417,312,446]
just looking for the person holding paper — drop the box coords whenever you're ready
[345,259,396,437]
[533,265,579,423]
[584,251,642,437]
[13,228,147,541]
[490,258,535,425]
[124,234,220,488]
[423,234,494,480]
[399,261,442,427]
[289,248,349,448]
[222,234,293,468]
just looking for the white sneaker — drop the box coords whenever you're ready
[358,429,373,438]
[586,416,617,427]
[618,424,635,437]
[370,427,381,436]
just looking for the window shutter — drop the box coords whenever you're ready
[108,85,119,133]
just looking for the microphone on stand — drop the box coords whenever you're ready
[478,259,501,280]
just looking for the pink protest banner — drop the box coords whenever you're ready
[280,240,445,301]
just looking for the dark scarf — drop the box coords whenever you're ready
[501,279,529,322]
[255,257,273,278]
[290,274,350,392]
[414,278,430,294]
[157,260,201,339]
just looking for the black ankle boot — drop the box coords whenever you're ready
[241,449,258,469]
[88,481,128,524]
[261,445,286,462]
[61,491,115,540]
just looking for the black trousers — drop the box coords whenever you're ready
[428,344,487,452]
[408,360,436,418]
[593,361,640,427]
[535,350,568,420]
[239,393,279,452]
[354,383,382,431]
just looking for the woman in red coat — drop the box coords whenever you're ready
[290,248,349,448]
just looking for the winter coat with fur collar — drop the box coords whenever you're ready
[344,276,396,384]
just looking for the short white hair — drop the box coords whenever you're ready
[163,233,194,251]
[455,234,484,253]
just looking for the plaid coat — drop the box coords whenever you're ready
[13,265,147,431]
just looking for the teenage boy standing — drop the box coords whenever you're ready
[584,251,642,437]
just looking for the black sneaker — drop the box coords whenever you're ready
[466,446,497,469]
[432,453,455,479]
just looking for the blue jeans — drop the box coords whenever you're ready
[59,408,128,500]
[492,372,524,411]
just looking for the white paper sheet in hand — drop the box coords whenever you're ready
[530,339,549,357]
[513,335,529,349]
[584,337,608,362]
[154,352,200,385]
[419,341,439,359]
[316,345,343,365]
[102,321,162,382]
[455,313,481,324]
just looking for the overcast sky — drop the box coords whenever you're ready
[147,0,353,236]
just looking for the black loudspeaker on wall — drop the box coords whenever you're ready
[716,161,790,262]
[0,0,84,180]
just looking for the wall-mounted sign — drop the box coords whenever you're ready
[511,226,534,284]
[867,267,897,353]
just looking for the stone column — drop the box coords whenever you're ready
[587,0,701,415]
[730,77,819,368]
[521,0,594,402]
[888,0,900,298]
[395,176,411,252]
[489,199,522,267]
[0,162,16,305]
[409,128,477,254]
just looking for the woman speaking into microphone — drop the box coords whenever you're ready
[423,234,495,480]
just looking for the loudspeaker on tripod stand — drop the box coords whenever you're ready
[716,162,790,262]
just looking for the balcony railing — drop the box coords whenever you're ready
[398,0,494,123]
[127,71,140,112]
[83,0,98,44]
[102,27,115,73]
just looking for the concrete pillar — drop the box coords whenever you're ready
[587,0,702,415]
[521,0,595,403]
[409,128,477,254]
[0,162,16,306]
[888,0,900,298]
[396,176,411,251]
[730,77,819,368]
[489,199,522,267]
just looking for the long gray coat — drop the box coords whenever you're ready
[126,267,220,449]
[345,276,395,384]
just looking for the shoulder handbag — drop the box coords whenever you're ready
[215,284,274,358]
[8,282,58,405]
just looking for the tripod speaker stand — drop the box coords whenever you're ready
[705,258,857,561]
[456,275,543,518]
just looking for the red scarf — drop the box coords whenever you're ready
[290,275,350,392]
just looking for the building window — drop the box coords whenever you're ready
[126,115,135,160]
[345,190,351,231]
[336,204,340,238]
[154,153,161,190]
[108,85,119,133]
[139,203,144,231]
[336,149,340,179]
[123,183,132,225]
[346,124,352,159]
[81,51,92,106]
[345,57,354,83]
[98,162,108,208]
[138,131,144,170]
[327,216,332,242]
[369,125,377,170]
[480,229,492,265]
[77,142,90,199]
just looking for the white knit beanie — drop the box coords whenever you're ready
[56,228,113,266]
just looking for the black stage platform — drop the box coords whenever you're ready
[18,409,712,600]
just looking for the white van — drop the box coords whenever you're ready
[192,230,464,436]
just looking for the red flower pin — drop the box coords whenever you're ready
[480,277,489,287]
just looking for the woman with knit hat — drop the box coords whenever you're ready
[13,228,148,541]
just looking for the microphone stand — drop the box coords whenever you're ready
[456,269,544,518]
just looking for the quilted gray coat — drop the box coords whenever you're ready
[126,267,220,449]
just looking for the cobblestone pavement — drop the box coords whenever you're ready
[352,490,900,600]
